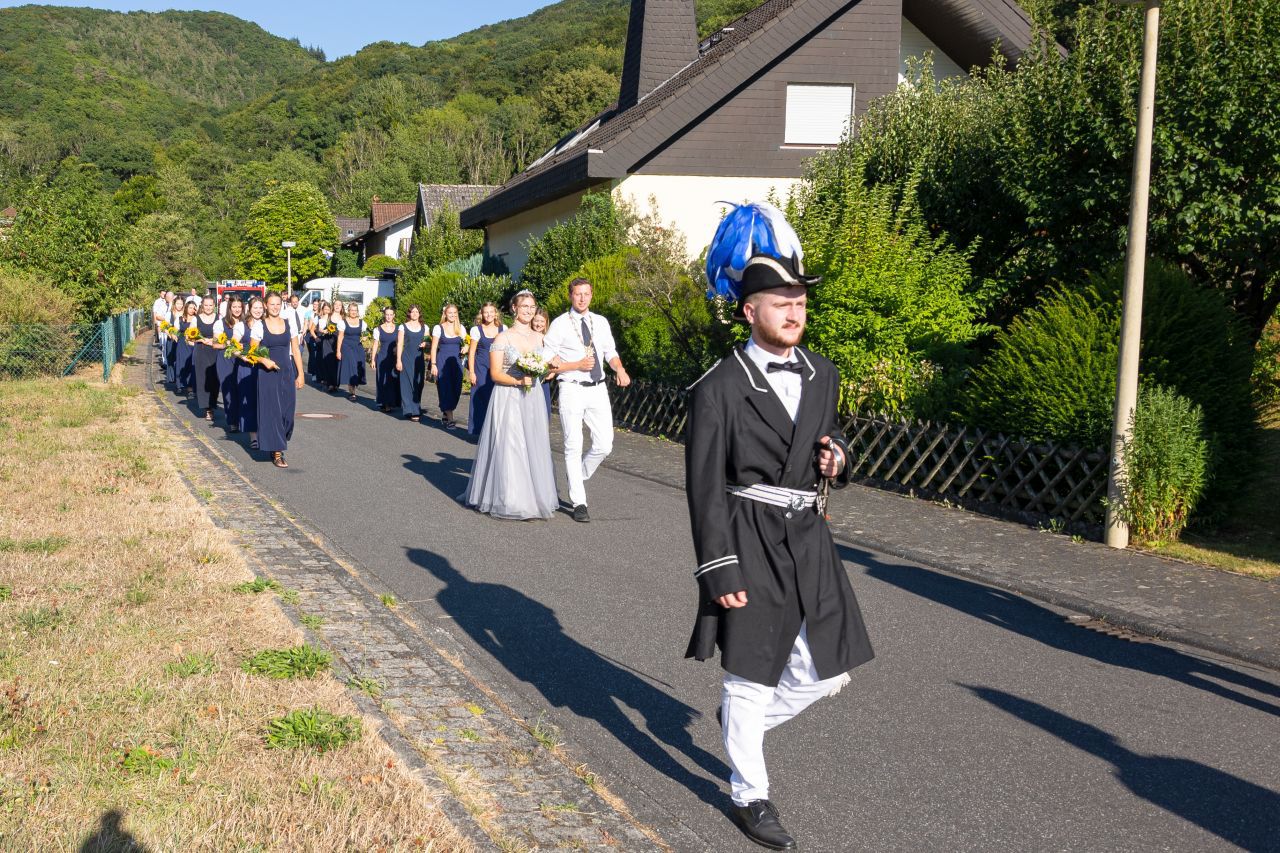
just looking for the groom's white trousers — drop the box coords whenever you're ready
[557,381,613,507]
[721,624,847,806]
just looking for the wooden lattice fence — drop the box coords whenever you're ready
[572,377,1108,534]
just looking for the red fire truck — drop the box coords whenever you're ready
[214,280,267,302]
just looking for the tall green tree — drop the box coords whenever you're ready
[235,181,335,287]
[413,201,484,269]
[1,158,154,320]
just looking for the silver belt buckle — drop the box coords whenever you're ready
[788,494,806,511]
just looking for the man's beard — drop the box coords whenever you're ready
[754,320,804,349]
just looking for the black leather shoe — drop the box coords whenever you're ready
[572,504,590,523]
[732,800,797,850]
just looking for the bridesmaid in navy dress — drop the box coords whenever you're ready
[164,295,182,388]
[373,305,401,412]
[397,305,427,422]
[175,300,198,396]
[237,297,265,447]
[192,295,221,421]
[254,292,304,468]
[319,299,341,392]
[531,307,555,419]
[430,303,465,428]
[467,302,505,435]
[214,298,245,432]
[335,303,366,400]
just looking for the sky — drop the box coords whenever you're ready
[0,1,558,59]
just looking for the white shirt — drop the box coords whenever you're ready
[432,323,464,339]
[542,309,618,383]
[152,298,169,321]
[744,337,802,421]
[184,294,200,305]
[247,319,266,342]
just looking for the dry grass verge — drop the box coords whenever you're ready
[0,377,472,851]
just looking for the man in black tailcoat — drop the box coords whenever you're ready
[685,248,875,850]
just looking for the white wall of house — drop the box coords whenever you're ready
[485,189,589,278]
[613,174,803,263]
[899,17,967,84]
[373,220,415,259]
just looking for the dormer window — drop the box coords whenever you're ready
[784,83,854,146]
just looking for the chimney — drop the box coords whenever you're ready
[618,0,698,111]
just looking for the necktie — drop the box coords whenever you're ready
[581,317,604,382]
[766,360,803,374]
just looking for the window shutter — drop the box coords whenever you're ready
[784,84,854,145]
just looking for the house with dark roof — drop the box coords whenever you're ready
[338,197,416,263]
[461,0,1040,277]
[414,183,495,236]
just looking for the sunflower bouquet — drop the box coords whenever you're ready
[221,338,244,360]
[324,322,337,335]
[184,326,202,343]
[159,321,175,337]
[214,331,229,346]
[242,343,271,365]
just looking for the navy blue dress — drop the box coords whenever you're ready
[164,320,178,387]
[435,325,464,413]
[398,323,427,417]
[216,321,239,426]
[374,325,401,409]
[318,319,338,387]
[236,321,259,434]
[256,319,296,454]
[337,321,366,387]
[175,317,195,392]
[193,313,220,412]
[468,324,503,435]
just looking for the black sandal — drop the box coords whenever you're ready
[272,452,288,468]
[250,438,259,450]
[204,409,213,421]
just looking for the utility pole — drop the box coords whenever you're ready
[1104,0,1162,548]
[281,241,296,297]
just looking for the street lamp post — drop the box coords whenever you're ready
[1104,0,1163,549]
[281,241,297,297]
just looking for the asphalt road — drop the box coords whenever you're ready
[172,378,1280,852]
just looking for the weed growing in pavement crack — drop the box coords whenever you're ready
[528,712,562,751]
[299,614,324,630]
[379,593,397,609]
[346,676,383,698]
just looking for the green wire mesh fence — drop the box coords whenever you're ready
[0,309,145,382]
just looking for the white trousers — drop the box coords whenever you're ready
[557,382,613,507]
[721,624,846,806]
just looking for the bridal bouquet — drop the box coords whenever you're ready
[184,326,202,343]
[514,351,550,394]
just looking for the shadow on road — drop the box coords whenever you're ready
[79,809,149,852]
[402,452,471,501]
[965,685,1280,852]
[840,544,1280,719]
[405,546,733,811]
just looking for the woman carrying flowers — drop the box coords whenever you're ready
[461,290,558,520]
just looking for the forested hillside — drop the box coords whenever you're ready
[0,0,757,286]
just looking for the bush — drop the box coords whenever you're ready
[1115,384,1210,545]
[362,254,397,277]
[395,268,466,323]
[520,192,623,301]
[790,164,988,418]
[962,286,1117,446]
[443,252,484,277]
[444,274,514,326]
[964,262,1256,460]
[0,266,78,325]
[363,296,392,331]
[331,248,361,277]
[414,201,483,269]
[1253,315,1280,410]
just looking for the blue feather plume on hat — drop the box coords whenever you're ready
[704,201,805,301]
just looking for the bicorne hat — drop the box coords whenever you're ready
[704,202,820,319]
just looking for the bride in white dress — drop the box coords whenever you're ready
[462,290,559,520]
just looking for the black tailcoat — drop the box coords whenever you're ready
[685,344,874,686]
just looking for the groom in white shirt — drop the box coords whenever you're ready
[543,277,631,522]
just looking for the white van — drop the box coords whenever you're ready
[299,277,395,313]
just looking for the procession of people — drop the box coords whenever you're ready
[149,201,867,850]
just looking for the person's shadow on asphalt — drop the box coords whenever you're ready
[405,546,733,811]
[402,453,471,501]
[840,544,1280,718]
[79,809,149,852]
[965,685,1280,852]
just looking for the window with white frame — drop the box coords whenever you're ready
[784,83,854,146]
